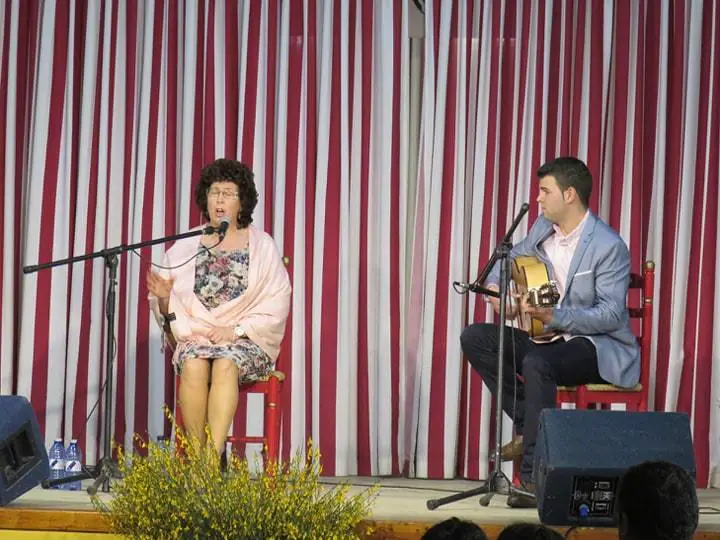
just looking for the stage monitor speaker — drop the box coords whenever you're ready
[0,395,49,506]
[534,409,695,527]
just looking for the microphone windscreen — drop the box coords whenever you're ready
[218,216,231,238]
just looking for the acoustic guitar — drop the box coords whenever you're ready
[511,256,560,338]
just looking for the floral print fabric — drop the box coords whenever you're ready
[174,246,273,382]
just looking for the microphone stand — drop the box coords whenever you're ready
[428,203,532,510]
[25,225,218,494]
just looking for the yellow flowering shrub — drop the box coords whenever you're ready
[91,424,378,539]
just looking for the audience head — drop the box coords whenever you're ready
[497,523,563,540]
[421,517,488,540]
[616,460,698,540]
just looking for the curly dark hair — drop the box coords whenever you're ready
[194,158,258,228]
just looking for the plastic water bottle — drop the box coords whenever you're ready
[156,435,170,452]
[64,439,83,491]
[48,439,65,489]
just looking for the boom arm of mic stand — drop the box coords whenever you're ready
[22,227,212,274]
[470,249,501,298]
[465,203,530,298]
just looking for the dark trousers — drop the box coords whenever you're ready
[460,322,606,484]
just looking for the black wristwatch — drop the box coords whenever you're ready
[163,313,176,328]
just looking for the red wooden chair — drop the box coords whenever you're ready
[556,260,655,411]
[174,365,285,464]
[173,256,290,466]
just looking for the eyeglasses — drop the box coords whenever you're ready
[208,189,239,200]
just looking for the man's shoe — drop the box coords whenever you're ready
[499,436,523,461]
[507,482,536,509]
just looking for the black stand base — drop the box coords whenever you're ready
[87,456,123,495]
[40,456,123,494]
[426,470,534,509]
[40,469,92,490]
[428,202,532,511]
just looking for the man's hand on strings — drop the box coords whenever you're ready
[487,288,519,319]
[515,293,554,324]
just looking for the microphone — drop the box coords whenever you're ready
[501,202,530,244]
[452,280,500,297]
[217,217,231,241]
[453,280,472,292]
[453,281,479,292]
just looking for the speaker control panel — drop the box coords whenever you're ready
[569,477,618,519]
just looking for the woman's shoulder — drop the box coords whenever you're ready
[249,225,286,259]
[249,225,279,247]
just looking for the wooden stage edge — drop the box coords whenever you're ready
[2,477,720,539]
[2,512,720,540]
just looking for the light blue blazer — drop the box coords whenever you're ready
[486,212,640,388]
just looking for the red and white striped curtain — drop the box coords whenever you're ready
[409,0,720,487]
[2,0,719,487]
[1,0,409,478]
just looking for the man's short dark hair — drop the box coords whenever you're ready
[537,156,592,208]
[497,523,563,540]
[421,517,487,540]
[616,461,698,540]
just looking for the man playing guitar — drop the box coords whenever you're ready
[461,156,640,508]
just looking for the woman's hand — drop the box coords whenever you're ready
[146,271,174,298]
[207,327,236,344]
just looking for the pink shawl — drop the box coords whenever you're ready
[149,225,291,363]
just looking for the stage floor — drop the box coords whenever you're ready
[1,477,720,539]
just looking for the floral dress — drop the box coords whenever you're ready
[173,246,273,382]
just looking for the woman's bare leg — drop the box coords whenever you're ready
[207,358,240,455]
[179,358,211,445]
